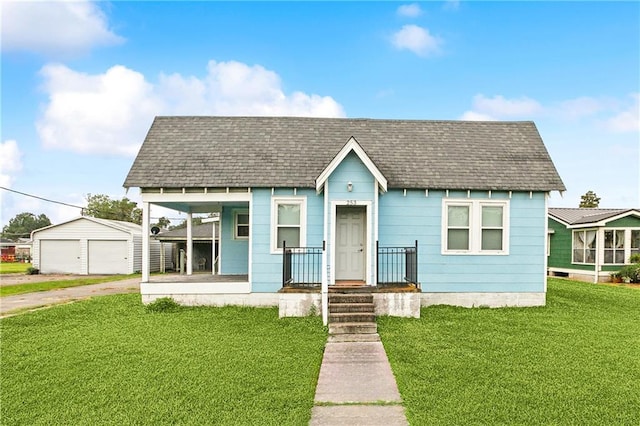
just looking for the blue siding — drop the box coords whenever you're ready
[220,205,249,274]
[250,188,324,292]
[378,190,546,292]
[246,159,547,294]
[328,152,375,201]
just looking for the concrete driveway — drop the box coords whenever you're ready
[0,277,140,317]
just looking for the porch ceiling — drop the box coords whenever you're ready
[152,201,226,214]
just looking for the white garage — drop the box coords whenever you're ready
[32,216,161,275]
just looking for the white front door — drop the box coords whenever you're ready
[335,206,366,281]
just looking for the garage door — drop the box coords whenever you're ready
[40,240,81,274]
[88,240,128,274]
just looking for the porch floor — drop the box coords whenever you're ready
[147,273,249,283]
[279,283,420,293]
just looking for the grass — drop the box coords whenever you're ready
[0,274,140,297]
[378,278,640,425]
[0,262,31,274]
[0,296,327,425]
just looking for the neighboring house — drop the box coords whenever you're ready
[0,238,32,262]
[0,239,16,262]
[154,223,220,273]
[124,116,565,316]
[548,208,640,282]
[15,238,33,262]
[31,216,162,275]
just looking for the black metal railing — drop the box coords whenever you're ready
[282,241,324,288]
[376,240,418,287]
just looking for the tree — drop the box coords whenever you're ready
[1,212,52,239]
[84,194,142,224]
[169,217,203,230]
[151,216,171,229]
[579,190,601,208]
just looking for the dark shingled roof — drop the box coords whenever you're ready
[124,116,566,191]
[549,208,639,225]
[155,223,216,240]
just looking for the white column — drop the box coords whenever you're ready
[142,202,150,282]
[186,212,193,275]
[212,220,216,275]
[321,182,329,326]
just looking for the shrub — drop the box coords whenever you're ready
[629,253,640,264]
[618,264,640,283]
[26,267,40,275]
[145,297,181,313]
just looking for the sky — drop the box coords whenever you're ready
[1,0,639,229]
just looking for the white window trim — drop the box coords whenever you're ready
[572,228,597,265]
[442,199,510,255]
[233,209,249,240]
[601,228,640,265]
[271,196,307,253]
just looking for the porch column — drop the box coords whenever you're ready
[186,212,193,275]
[142,202,150,282]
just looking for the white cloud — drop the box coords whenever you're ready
[459,111,495,121]
[0,140,23,188]
[1,0,124,55]
[160,60,346,117]
[397,4,423,18]
[461,94,543,120]
[606,93,640,133]
[37,60,345,157]
[557,96,604,119]
[392,25,442,57]
[37,64,162,157]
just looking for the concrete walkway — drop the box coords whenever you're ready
[310,334,409,426]
[0,278,140,317]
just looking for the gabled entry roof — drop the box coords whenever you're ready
[315,137,387,193]
[124,116,566,192]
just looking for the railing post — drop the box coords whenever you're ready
[321,240,328,326]
[282,241,289,286]
[414,240,418,286]
[376,240,379,285]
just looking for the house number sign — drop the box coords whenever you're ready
[346,200,357,205]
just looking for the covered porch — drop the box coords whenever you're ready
[140,188,252,287]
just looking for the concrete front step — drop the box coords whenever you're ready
[329,302,375,313]
[329,322,378,335]
[328,294,374,304]
[329,312,376,323]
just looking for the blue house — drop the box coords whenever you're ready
[124,117,565,320]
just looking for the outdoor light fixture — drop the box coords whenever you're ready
[347,181,353,192]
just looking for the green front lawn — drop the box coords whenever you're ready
[379,278,640,425]
[0,262,31,274]
[3,279,639,424]
[0,274,140,297]
[0,298,326,425]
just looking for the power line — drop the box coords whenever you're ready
[1,187,191,222]
[0,186,85,211]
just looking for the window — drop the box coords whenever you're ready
[234,211,249,239]
[271,197,306,252]
[443,200,509,254]
[481,206,504,250]
[447,205,470,250]
[604,230,625,264]
[573,230,596,264]
[632,230,640,258]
